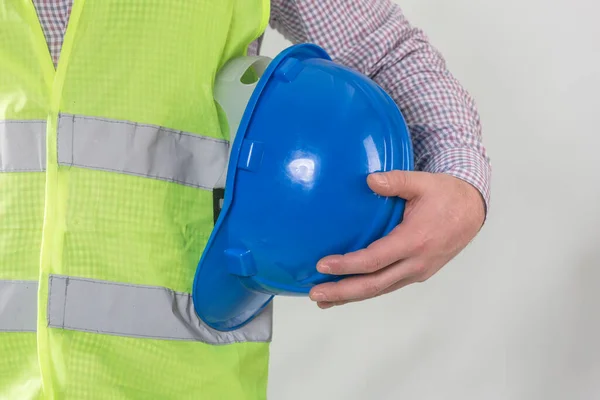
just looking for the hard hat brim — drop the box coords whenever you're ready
[192,44,331,332]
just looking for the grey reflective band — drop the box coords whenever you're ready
[0,120,46,172]
[0,280,38,332]
[0,276,271,342]
[57,114,229,189]
[47,275,272,343]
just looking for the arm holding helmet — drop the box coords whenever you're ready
[269,0,491,307]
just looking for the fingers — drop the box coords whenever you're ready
[310,171,437,307]
[310,258,420,304]
[317,301,348,309]
[316,172,432,276]
[367,170,431,199]
[379,277,418,295]
[316,277,416,309]
[317,222,423,276]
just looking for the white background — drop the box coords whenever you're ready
[261,0,600,399]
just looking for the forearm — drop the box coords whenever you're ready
[270,0,491,211]
[355,6,491,212]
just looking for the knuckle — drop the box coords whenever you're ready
[391,170,409,190]
[413,235,428,254]
[360,279,382,297]
[411,262,429,279]
[412,230,434,254]
[362,254,384,273]
[413,240,426,254]
[416,267,436,283]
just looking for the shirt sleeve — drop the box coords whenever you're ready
[268,0,492,212]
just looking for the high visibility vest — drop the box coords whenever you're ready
[0,1,272,398]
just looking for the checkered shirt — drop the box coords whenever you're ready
[32,0,491,211]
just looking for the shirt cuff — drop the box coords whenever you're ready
[421,148,492,218]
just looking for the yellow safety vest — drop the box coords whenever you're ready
[0,1,271,398]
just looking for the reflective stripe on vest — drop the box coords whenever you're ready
[57,114,229,189]
[0,117,270,342]
[0,120,46,172]
[0,276,271,343]
[0,115,228,187]
[47,275,272,343]
[0,280,38,332]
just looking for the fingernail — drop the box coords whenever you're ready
[317,263,331,274]
[372,174,388,187]
[311,292,327,302]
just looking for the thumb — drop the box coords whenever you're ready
[367,170,430,199]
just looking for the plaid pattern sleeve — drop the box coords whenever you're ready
[270,0,492,211]
[33,0,491,212]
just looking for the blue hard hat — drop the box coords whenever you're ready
[192,43,414,332]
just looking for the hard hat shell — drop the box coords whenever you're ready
[192,43,414,332]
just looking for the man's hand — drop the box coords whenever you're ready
[309,171,486,309]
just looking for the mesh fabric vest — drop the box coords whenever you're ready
[0,1,272,398]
